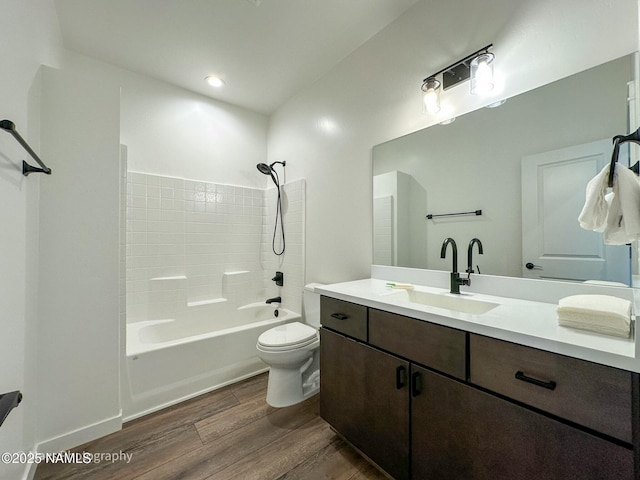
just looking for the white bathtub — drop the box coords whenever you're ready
[123,302,299,420]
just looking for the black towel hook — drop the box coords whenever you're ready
[608,127,640,187]
[0,119,52,176]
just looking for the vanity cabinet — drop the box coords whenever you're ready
[469,334,633,443]
[320,296,368,341]
[320,328,410,480]
[319,295,638,480]
[412,365,634,479]
[369,308,466,380]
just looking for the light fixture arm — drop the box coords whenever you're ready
[422,44,493,90]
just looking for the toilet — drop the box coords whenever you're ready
[256,283,322,407]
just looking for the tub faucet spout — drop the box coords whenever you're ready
[266,296,281,304]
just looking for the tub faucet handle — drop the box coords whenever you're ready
[272,271,284,286]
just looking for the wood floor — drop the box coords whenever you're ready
[34,373,389,480]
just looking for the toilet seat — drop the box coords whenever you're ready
[257,322,318,351]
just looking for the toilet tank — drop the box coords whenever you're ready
[303,283,323,328]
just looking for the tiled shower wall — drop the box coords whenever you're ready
[125,172,304,323]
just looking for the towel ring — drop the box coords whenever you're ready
[608,127,640,187]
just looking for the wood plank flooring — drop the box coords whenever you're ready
[34,373,389,480]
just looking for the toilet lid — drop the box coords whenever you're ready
[258,322,317,348]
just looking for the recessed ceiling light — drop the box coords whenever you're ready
[205,76,225,88]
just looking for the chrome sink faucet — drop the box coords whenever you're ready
[466,238,484,278]
[440,237,469,294]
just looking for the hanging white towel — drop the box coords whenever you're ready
[579,163,640,244]
[605,164,640,244]
[578,164,609,231]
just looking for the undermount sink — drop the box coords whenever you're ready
[385,289,498,315]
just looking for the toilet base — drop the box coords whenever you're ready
[265,359,320,408]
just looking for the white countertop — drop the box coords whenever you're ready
[316,278,639,372]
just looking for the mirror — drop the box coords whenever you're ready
[373,54,637,285]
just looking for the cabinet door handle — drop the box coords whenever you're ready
[396,365,407,389]
[330,312,349,321]
[411,371,422,397]
[515,371,557,391]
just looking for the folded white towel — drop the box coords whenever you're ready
[557,317,630,338]
[557,294,632,338]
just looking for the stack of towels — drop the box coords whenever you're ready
[557,294,632,338]
[578,163,640,245]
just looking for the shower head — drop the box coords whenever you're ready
[257,162,278,186]
[256,163,272,175]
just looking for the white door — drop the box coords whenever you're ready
[521,139,631,284]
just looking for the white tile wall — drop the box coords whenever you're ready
[126,173,305,322]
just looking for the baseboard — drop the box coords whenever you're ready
[35,412,122,454]
[122,367,268,422]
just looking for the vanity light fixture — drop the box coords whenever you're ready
[421,44,495,115]
[205,75,225,88]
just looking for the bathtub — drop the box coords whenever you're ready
[123,302,299,420]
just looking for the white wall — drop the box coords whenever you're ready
[268,0,639,285]
[37,52,122,453]
[120,75,268,187]
[0,1,60,479]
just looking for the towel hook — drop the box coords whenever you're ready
[608,127,640,187]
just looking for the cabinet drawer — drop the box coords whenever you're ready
[469,334,633,443]
[320,296,367,341]
[369,309,466,380]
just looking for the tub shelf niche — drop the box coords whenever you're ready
[187,298,227,308]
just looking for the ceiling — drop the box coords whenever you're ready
[54,0,419,115]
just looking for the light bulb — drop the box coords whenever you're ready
[470,53,494,95]
[422,78,441,114]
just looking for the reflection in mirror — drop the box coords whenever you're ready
[373,54,638,286]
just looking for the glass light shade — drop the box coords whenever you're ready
[422,78,441,114]
[470,52,494,95]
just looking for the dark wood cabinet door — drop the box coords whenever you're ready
[411,365,634,480]
[320,328,410,480]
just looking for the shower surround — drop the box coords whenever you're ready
[126,172,305,321]
[123,171,305,418]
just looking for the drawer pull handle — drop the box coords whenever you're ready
[396,366,407,389]
[411,371,422,397]
[330,313,349,321]
[515,371,557,391]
